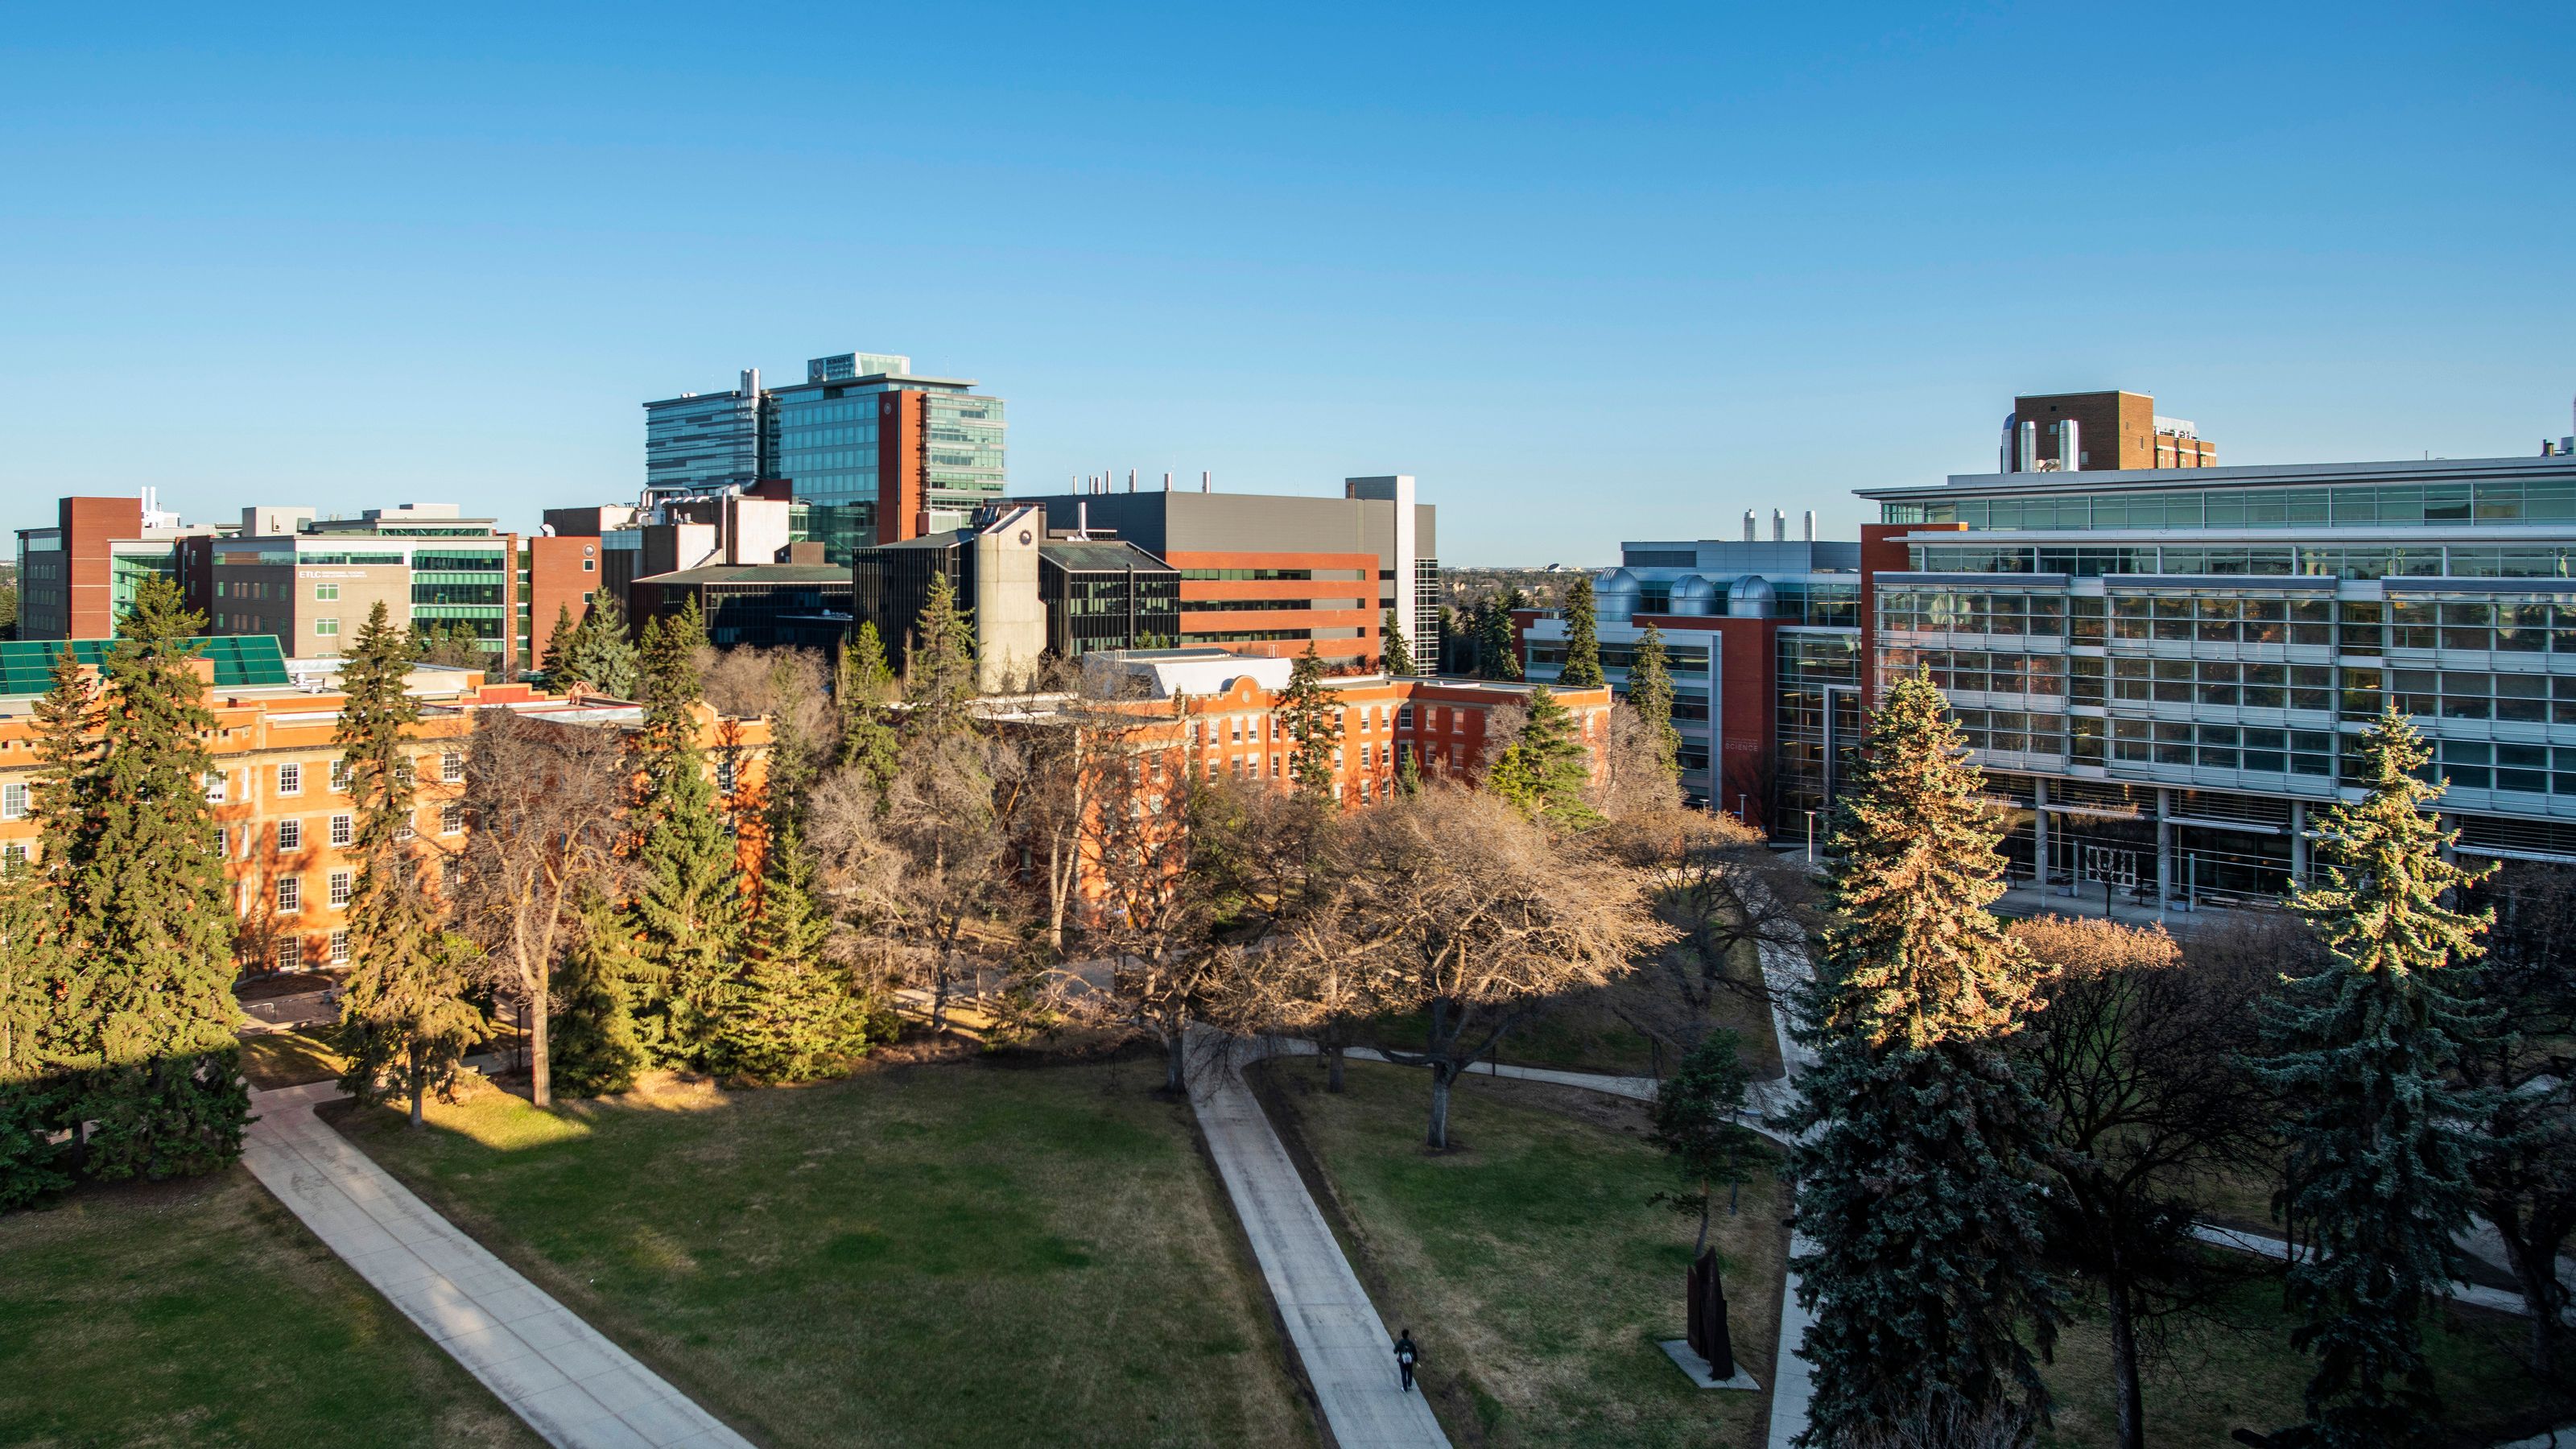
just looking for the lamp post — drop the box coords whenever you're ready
[1805,808,1817,864]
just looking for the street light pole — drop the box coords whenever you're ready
[1805,809,1816,864]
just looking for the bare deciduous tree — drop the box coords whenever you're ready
[2460,862,2576,1371]
[2013,914,2277,1449]
[452,708,630,1108]
[1599,806,1814,1070]
[1069,741,1239,1094]
[1325,786,1676,1147]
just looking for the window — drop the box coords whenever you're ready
[329,758,350,793]
[204,770,227,803]
[277,877,302,913]
[329,928,349,964]
[0,782,24,820]
[2,843,26,869]
[440,803,464,836]
[314,618,339,638]
[330,814,353,847]
[328,871,352,908]
[277,762,302,795]
[314,583,340,601]
[395,813,415,843]
[441,751,464,783]
[276,936,303,972]
[215,826,227,858]
[277,819,302,852]
[583,558,597,572]
[716,758,737,794]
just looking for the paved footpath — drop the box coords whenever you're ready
[243,1080,756,1449]
[1187,1038,1452,1449]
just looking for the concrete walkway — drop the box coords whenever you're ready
[2188,1221,2560,1320]
[1187,1038,1451,1449]
[243,1080,756,1449]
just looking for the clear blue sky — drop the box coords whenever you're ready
[5,3,2570,564]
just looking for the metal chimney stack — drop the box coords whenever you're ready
[2018,420,2040,473]
[1201,471,1211,493]
[1163,471,1172,492]
[1128,469,1137,493]
[1742,510,1756,542]
[1772,509,1785,543]
[1802,510,1817,542]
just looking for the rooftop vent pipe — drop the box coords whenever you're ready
[1772,509,1785,543]
[1802,510,1817,542]
[1742,510,1756,542]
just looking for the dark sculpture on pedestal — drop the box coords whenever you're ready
[1686,1247,1735,1379]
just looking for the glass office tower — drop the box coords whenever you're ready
[1860,451,2576,903]
[642,370,774,503]
[769,353,1007,560]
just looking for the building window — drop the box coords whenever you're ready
[716,758,737,794]
[276,936,303,972]
[0,783,25,820]
[440,803,464,836]
[329,928,349,964]
[329,871,352,908]
[277,877,301,913]
[583,591,596,605]
[204,770,227,803]
[314,618,340,638]
[315,583,340,601]
[2,843,26,870]
[395,813,415,843]
[277,819,302,852]
[330,813,353,847]
[329,758,350,793]
[277,762,302,795]
[215,826,227,858]
[441,751,464,782]
[1397,705,1414,729]
[583,559,597,572]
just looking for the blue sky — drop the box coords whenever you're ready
[5,3,2571,564]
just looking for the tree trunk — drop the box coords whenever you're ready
[1426,996,1459,1150]
[1326,1043,1346,1093]
[1428,1065,1452,1150]
[2107,1273,2145,1449]
[1164,1030,1187,1096]
[407,1038,426,1129]
[2501,1224,2563,1375]
[530,970,552,1109]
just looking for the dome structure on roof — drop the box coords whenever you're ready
[1666,574,1719,616]
[1594,568,1641,623]
[1725,575,1776,619]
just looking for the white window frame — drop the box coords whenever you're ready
[276,877,301,913]
[329,813,353,848]
[328,871,352,909]
[276,936,302,972]
[0,782,26,820]
[329,759,350,793]
[328,928,350,964]
[314,582,340,601]
[276,818,302,852]
[441,751,464,783]
[276,762,302,796]
[440,803,464,836]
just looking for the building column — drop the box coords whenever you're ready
[2027,778,2049,892]
[2154,787,2173,914]
[2289,799,2309,886]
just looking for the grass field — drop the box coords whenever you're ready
[1262,1058,1786,1449]
[2041,1274,2575,1447]
[338,1055,1317,1449]
[0,1167,539,1449]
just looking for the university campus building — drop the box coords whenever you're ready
[1530,391,2576,904]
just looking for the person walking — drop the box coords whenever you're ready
[1393,1330,1418,1392]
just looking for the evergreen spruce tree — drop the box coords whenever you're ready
[1275,643,1346,800]
[1558,575,1606,687]
[1782,669,2062,1440]
[905,572,980,739]
[332,604,485,1128]
[1627,622,1682,782]
[550,886,649,1097]
[1488,685,1600,828]
[2258,708,2495,1445]
[836,621,902,801]
[539,603,578,680]
[563,592,641,698]
[0,856,72,1208]
[626,601,745,1065]
[1473,597,1524,680]
[1381,609,1418,676]
[720,818,868,1084]
[65,578,246,1182]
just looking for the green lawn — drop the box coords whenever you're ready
[337,1056,1317,1449]
[0,1168,539,1449]
[2041,1274,2575,1447]
[1261,1058,1786,1448]
[238,1025,347,1089]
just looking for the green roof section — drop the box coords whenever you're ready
[0,635,293,698]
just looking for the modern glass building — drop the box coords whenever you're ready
[1521,537,1863,815]
[642,370,775,505]
[1859,450,2576,900]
